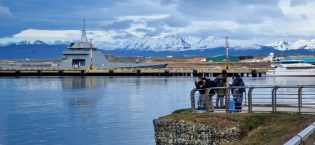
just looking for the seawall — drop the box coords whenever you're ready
[153,118,243,145]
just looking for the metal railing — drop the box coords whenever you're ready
[190,85,315,113]
[190,85,315,144]
[283,122,315,145]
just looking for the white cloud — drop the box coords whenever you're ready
[0,29,119,44]
[14,29,77,37]
[118,14,169,21]
[1,0,315,47]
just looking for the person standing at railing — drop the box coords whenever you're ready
[201,78,218,111]
[195,75,205,108]
[231,74,245,112]
[229,77,236,97]
[214,70,227,108]
[198,78,209,110]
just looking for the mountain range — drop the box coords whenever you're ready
[0,36,315,59]
[119,35,315,51]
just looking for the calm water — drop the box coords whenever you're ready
[0,76,315,145]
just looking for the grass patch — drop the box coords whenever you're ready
[243,114,268,131]
[170,108,192,115]
[160,110,315,145]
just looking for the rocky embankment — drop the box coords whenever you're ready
[153,109,315,145]
[153,118,243,145]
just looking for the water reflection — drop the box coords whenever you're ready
[1,76,314,145]
[61,77,97,126]
[61,76,114,90]
[62,77,93,89]
[67,97,94,130]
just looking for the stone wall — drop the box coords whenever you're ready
[153,119,242,145]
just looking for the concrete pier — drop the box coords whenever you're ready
[0,67,270,76]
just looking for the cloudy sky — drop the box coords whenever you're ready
[0,0,315,47]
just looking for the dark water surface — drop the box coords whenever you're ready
[0,76,314,145]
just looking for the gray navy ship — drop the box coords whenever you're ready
[1,19,167,69]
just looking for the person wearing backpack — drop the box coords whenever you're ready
[231,74,245,112]
[214,70,227,108]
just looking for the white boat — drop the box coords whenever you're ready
[267,63,315,77]
[271,60,304,68]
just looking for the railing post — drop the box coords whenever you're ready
[190,89,198,111]
[298,86,303,113]
[244,91,247,106]
[205,88,211,112]
[248,87,255,113]
[272,86,279,113]
[226,87,231,113]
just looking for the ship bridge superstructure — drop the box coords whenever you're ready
[60,19,109,68]
[59,18,167,68]
[67,19,96,52]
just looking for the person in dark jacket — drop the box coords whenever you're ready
[230,74,244,112]
[195,75,205,107]
[229,77,235,96]
[201,78,218,111]
[214,70,227,108]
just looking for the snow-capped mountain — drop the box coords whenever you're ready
[121,35,191,51]
[120,35,263,51]
[4,37,315,52]
[13,40,47,45]
[265,39,315,51]
[2,37,315,59]
[120,36,315,52]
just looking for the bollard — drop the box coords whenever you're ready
[251,70,257,77]
[37,70,42,76]
[164,69,169,75]
[80,70,85,76]
[109,70,114,75]
[15,70,20,76]
[193,70,198,76]
[136,69,141,75]
[58,70,63,76]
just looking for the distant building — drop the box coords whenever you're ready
[262,52,276,62]
[205,55,239,62]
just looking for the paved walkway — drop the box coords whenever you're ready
[194,106,315,114]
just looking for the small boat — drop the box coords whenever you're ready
[271,60,304,68]
[267,63,315,77]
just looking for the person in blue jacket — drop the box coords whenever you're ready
[230,74,245,112]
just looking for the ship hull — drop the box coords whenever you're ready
[266,70,315,77]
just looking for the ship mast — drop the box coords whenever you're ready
[81,19,89,43]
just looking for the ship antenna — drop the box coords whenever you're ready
[80,19,89,42]
[83,19,86,30]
